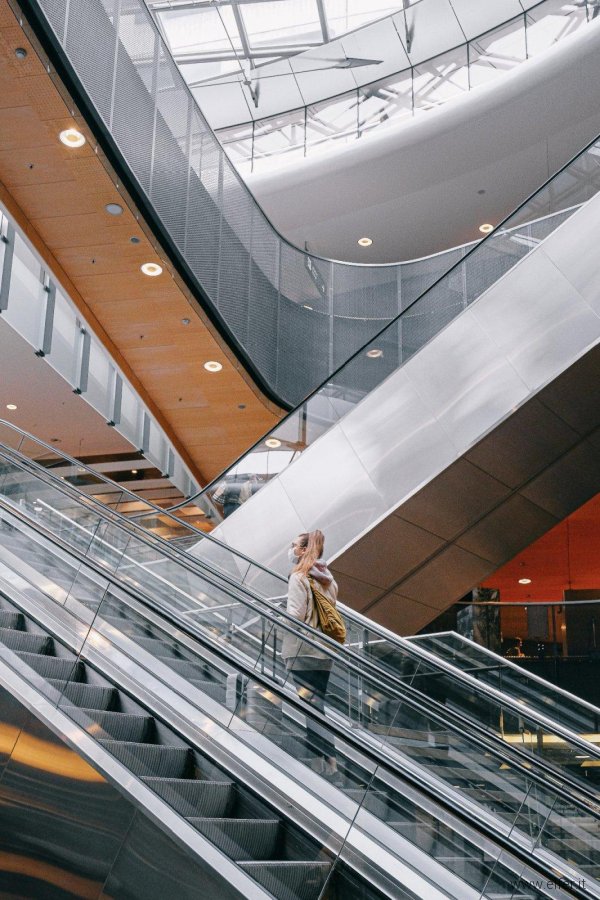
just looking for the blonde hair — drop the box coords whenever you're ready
[293,530,324,577]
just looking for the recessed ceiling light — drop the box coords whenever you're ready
[131,469,138,475]
[59,128,86,148]
[130,236,141,244]
[105,203,123,216]
[203,361,222,372]
[518,578,532,585]
[479,223,494,234]
[6,403,17,410]
[265,438,281,449]
[357,237,373,247]
[15,48,27,60]
[366,348,383,358]
[141,262,162,277]
[181,318,190,325]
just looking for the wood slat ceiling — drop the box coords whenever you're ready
[0,2,282,486]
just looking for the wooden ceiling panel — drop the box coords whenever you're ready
[0,6,282,485]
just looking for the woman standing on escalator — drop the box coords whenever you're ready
[282,530,339,778]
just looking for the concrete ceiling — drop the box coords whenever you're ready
[247,21,600,263]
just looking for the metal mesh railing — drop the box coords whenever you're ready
[26,0,598,411]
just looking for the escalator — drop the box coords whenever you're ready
[16,0,600,635]
[0,439,600,897]
[0,515,573,899]
[4,422,600,796]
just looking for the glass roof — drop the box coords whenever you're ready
[147,0,408,86]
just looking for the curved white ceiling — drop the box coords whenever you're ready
[246,20,600,262]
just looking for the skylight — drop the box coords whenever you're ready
[148,0,407,85]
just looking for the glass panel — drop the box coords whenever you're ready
[526,0,587,57]
[413,45,469,113]
[305,93,359,156]
[4,233,46,346]
[241,0,322,49]
[469,17,527,89]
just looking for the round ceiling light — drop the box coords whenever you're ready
[105,203,123,216]
[59,128,86,148]
[15,48,27,60]
[203,361,223,373]
[518,578,532,585]
[141,262,162,277]
[357,237,373,247]
[131,469,138,475]
[265,438,281,449]
[6,403,17,410]
[479,223,494,234]
[366,348,383,359]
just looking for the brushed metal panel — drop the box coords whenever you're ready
[519,439,600,520]
[210,478,305,577]
[0,686,136,898]
[455,494,558,565]
[540,191,600,317]
[464,397,581,488]
[404,309,530,453]
[471,247,600,393]
[338,368,458,514]
[277,426,388,557]
[396,458,512,540]
[392,545,494,608]
[333,516,445,590]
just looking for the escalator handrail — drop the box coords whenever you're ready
[410,629,600,714]
[3,438,600,766]
[2,480,600,818]
[0,534,589,900]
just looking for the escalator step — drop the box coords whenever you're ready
[46,679,118,710]
[187,818,280,861]
[98,740,192,778]
[14,652,83,681]
[239,861,331,900]
[67,709,152,742]
[188,680,226,703]
[141,778,234,817]
[0,628,52,655]
[0,611,24,630]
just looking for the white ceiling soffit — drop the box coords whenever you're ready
[149,0,546,129]
[246,19,600,262]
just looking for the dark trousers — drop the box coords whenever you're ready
[292,668,336,761]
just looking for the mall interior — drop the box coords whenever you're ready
[0,0,600,897]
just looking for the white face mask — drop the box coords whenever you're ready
[287,547,298,564]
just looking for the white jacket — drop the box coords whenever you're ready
[281,570,338,670]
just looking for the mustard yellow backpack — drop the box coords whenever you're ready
[308,577,346,644]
